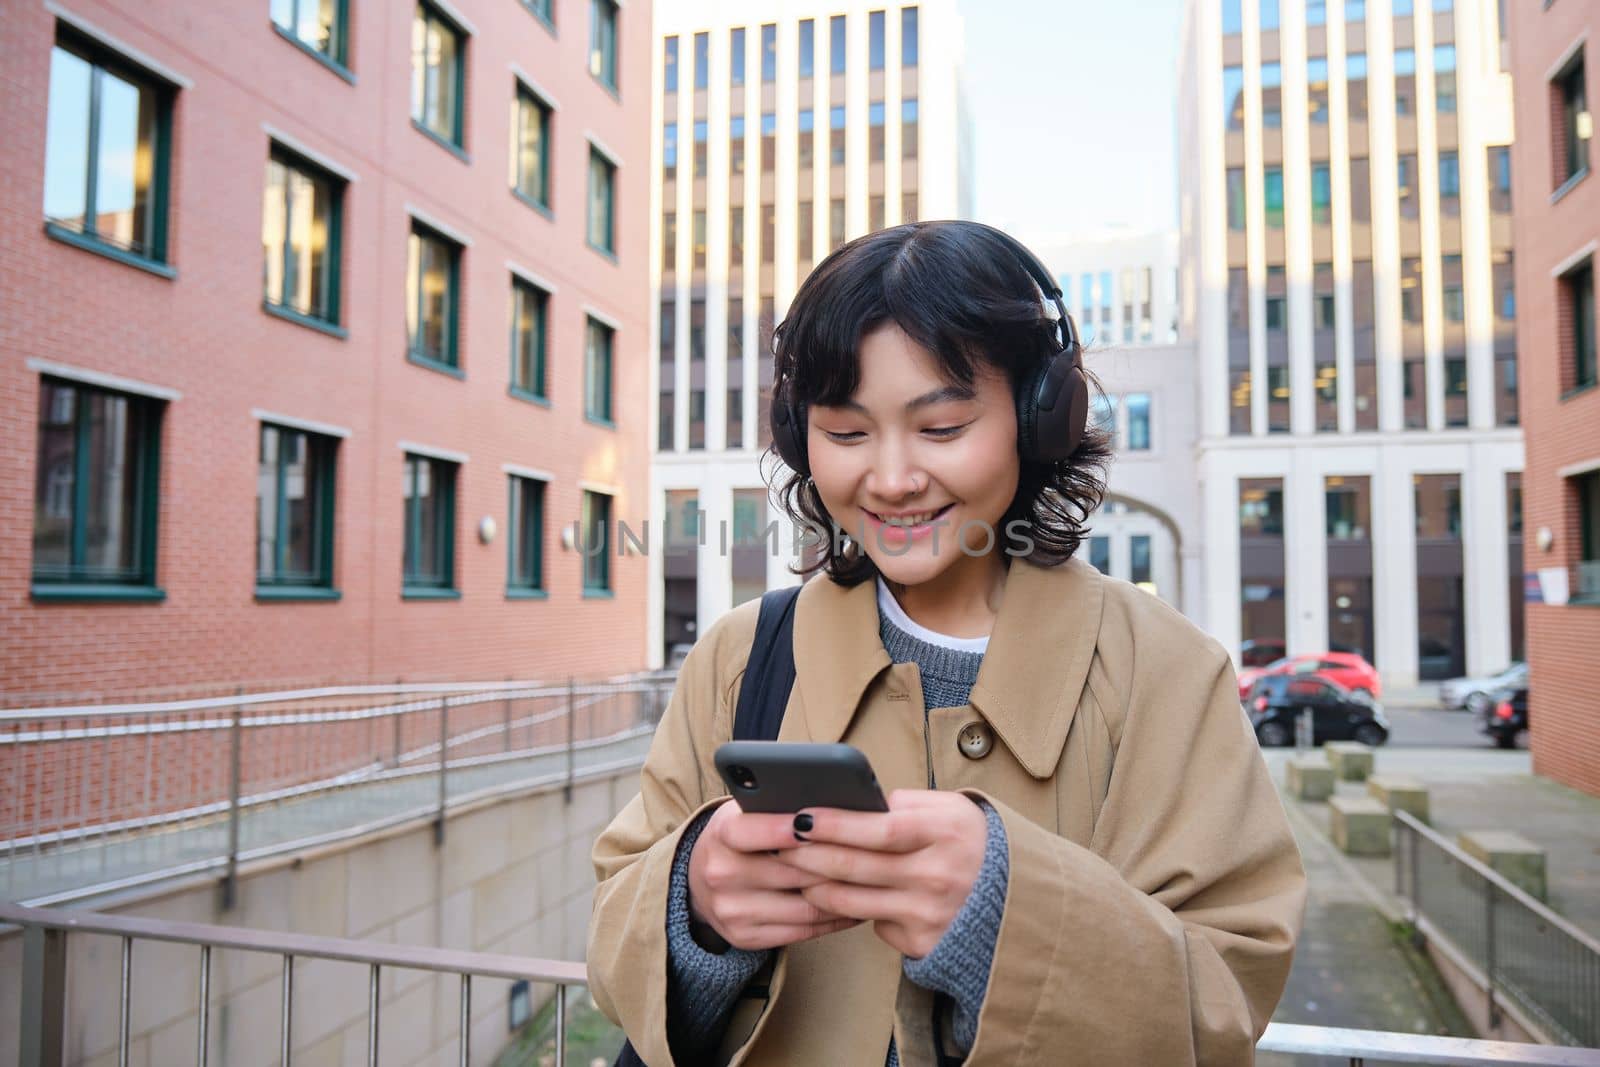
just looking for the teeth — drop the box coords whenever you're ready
[878,507,943,526]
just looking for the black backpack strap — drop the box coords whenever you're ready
[733,585,803,742]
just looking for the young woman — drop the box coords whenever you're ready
[588,221,1305,1066]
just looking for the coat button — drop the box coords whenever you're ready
[957,721,993,760]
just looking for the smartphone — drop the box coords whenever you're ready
[715,741,890,814]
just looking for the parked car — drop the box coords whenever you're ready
[1246,675,1390,748]
[1237,652,1383,701]
[1477,685,1528,749]
[1240,638,1288,669]
[1439,662,1527,714]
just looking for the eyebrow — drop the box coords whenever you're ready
[834,384,977,415]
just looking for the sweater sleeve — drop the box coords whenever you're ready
[664,808,774,1061]
[901,800,1009,1056]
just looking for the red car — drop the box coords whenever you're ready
[1237,652,1382,701]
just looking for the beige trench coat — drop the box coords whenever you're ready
[588,556,1307,1066]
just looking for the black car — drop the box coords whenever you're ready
[1246,675,1390,748]
[1479,685,1528,749]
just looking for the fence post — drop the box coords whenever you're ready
[222,687,244,911]
[1485,882,1500,1029]
[503,676,513,753]
[565,678,576,804]
[434,697,449,847]
[19,925,66,1067]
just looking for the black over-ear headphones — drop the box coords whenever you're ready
[769,221,1089,477]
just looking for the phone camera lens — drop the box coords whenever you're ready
[727,765,757,790]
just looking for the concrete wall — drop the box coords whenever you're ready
[0,766,641,1067]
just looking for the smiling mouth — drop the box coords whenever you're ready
[865,503,955,527]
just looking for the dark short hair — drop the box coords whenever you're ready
[764,221,1113,586]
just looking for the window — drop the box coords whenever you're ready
[32,379,164,595]
[1398,154,1418,218]
[1555,51,1590,187]
[1264,166,1284,228]
[1439,150,1460,200]
[1563,258,1596,393]
[1224,66,1244,131]
[902,7,919,66]
[1434,45,1456,113]
[869,11,885,70]
[1130,536,1152,586]
[257,424,337,593]
[271,0,348,67]
[507,476,545,594]
[522,0,553,26]
[762,23,777,83]
[1261,63,1282,128]
[43,33,174,267]
[693,32,708,91]
[1260,0,1280,29]
[663,123,677,176]
[406,223,461,370]
[762,112,776,173]
[1312,162,1332,224]
[589,0,619,90]
[402,454,456,593]
[411,4,466,148]
[1577,470,1600,601]
[869,101,886,162]
[513,85,551,209]
[799,200,814,261]
[761,204,776,263]
[1395,0,1413,14]
[1091,393,1117,437]
[585,316,615,422]
[1348,53,1368,119]
[1227,167,1246,230]
[262,148,343,327]
[1308,58,1329,124]
[1126,393,1151,451]
[588,146,616,255]
[830,198,845,249]
[730,28,745,87]
[902,98,919,158]
[1307,0,1326,25]
[694,120,708,177]
[1395,48,1416,116]
[1347,0,1365,19]
[510,278,548,399]
[799,19,815,78]
[831,105,847,165]
[1489,144,1512,213]
[729,205,744,266]
[1222,0,1242,33]
[831,15,847,75]
[1088,536,1110,574]
[797,110,812,169]
[581,490,612,593]
[663,36,678,94]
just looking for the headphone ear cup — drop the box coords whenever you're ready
[1016,352,1089,463]
[770,396,809,475]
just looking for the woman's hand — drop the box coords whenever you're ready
[687,800,862,951]
[776,790,989,959]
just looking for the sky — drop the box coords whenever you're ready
[955,0,1188,239]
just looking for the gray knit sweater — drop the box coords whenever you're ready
[662,586,1009,1065]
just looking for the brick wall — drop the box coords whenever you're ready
[0,0,656,704]
[1508,1,1600,798]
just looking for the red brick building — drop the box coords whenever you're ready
[1,0,654,704]
[1507,0,1599,797]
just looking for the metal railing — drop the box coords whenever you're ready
[1,676,674,907]
[6,903,1598,1067]
[1394,810,1600,1049]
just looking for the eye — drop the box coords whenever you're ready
[923,423,970,438]
[821,429,864,442]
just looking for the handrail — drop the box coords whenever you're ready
[7,903,1599,1066]
[1394,810,1600,959]
[0,677,665,722]
[1257,1022,1600,1065]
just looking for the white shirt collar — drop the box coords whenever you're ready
[875,576,991,654]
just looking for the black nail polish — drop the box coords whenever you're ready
[793,813,813,833]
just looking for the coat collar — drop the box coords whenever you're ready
[790,555,1104,779]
